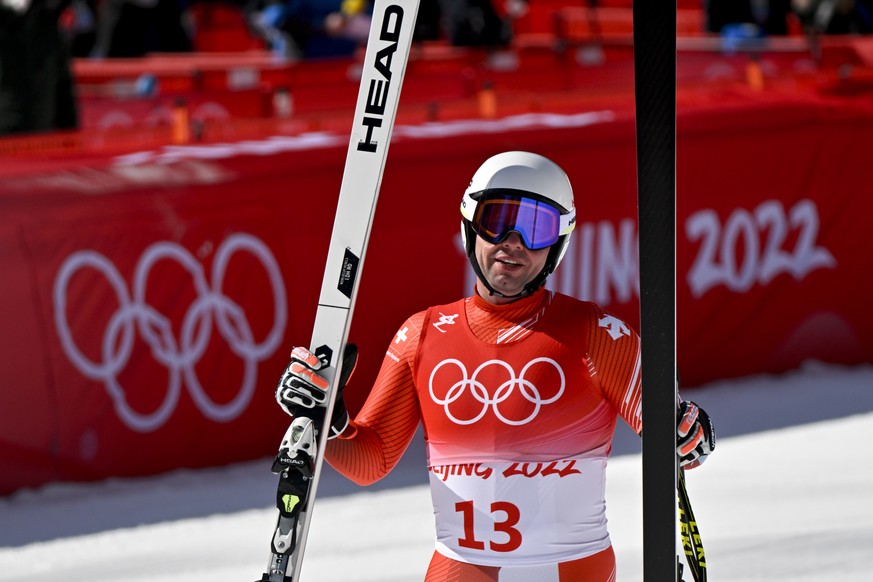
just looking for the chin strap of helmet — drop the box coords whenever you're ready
[462,221,564,299]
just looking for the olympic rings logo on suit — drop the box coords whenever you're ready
[428,357,565,426]
[53,233,287,433]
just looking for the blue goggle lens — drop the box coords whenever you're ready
[472,196,561,250]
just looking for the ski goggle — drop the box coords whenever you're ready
[465,193,576,250]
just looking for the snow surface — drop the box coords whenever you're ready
[2,361,872,582]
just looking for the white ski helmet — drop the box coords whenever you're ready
[460,151,576,297]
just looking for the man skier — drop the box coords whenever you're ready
[277,151,715,581]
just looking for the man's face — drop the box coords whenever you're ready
[474,232,549,303]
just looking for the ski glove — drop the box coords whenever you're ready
[276,343,358,439]
[677,400,716,470]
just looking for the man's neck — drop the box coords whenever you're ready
[475,280,526,305]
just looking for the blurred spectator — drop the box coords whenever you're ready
[706,0,794,35]
[439,0,513,47]
[60,0,99,56]
[246,0,370,59]
[410,0,517,48]
[0,0,79,135]
[246,0,516,58]
[90,0,193,58]
[413,0,441,41]
[323,0,370,45]
[792,0,873,33]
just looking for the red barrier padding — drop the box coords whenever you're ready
[2,40,873,495]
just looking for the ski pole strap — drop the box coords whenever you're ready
[677,468,707,581]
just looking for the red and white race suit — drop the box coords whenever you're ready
[326,288,642,581]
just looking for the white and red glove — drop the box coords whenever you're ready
[677,400,716,469]
[276,344,358,439]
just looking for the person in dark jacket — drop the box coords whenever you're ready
[0,0,79,134]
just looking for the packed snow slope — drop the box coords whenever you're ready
[2,362,872,581]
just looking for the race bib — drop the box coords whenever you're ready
[428,456,611,567]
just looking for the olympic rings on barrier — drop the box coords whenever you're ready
[53,233,287,432]
[428,357,565,426]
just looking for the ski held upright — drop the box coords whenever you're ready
[259,1,420,580]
